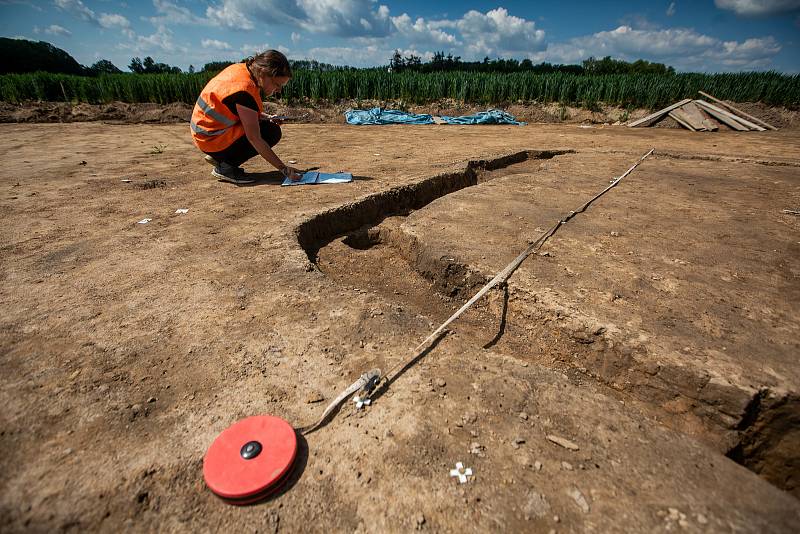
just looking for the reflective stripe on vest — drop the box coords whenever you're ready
[195,96,237,127]
[190,121,231,137]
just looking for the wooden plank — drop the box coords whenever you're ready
[698,90,777,131]
[695,99,766,131]
[679,102,710,130]
[701,117,719,131]
[694,100,749,131]
[688,101,720,130]
[668,110,697,131]
[627,98,693,127]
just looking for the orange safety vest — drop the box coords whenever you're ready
[190,63,263,152]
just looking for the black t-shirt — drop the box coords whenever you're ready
[222,91,258,117]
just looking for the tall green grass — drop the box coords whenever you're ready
[0,71,214,105]
[1,69,798,109]
[284,70,800,108]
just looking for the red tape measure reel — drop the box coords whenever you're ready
[203,415,298,505]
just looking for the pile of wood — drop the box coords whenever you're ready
[627,91,776,132]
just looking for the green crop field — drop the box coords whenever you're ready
[1,69,798,109]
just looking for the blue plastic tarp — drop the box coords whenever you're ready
[282,171,353,187]
[439,109,526,125]
[345,108,434,125]
[345,107,525,126]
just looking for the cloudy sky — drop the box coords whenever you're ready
[1,0,798,72]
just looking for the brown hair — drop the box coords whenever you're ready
[245,50,292,79]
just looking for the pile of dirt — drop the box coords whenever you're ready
[0,101,193,123]
[1,99,796,128]
[725,101,799,129]
[266,99,645,126]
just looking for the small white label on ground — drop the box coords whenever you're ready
[353,395,371,410]
[449,462,474,483]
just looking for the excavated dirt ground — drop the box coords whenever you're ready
[1,122,799,533]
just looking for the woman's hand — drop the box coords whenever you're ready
[237,104,290,173]
[260,112,284,125]
[282,166,302,181]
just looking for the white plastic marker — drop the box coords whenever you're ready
[175,208,189,214]
[353,395,371,410]
[137,218,152,224]
[450,462,473,483]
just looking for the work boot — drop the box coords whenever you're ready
[212,162,255,185]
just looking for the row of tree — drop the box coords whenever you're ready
[200,59,347,73]
[582,55,675,75]
[0,38,227,75]
[0,39,347,76]
[1,38,677,78]
[389,50,675,76]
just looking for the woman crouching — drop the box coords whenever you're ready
[190,50,301,184]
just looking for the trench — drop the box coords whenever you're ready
[725,392,800,497]
[295,150,799,499]
[295,150,571,263]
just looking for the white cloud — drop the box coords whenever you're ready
[538,25,781,71]
[148,0,212,26]
[618,13,661,31]
[55,0,132,36]
[300,0,393,37]
[202,4,544,60]
[291,31,302,43]
[54,0,95,22]
[391,13,459,46]
[715,0,800,15]
[1,1,43,12]
[44,24,72,36]
[715,36,781,66]
[136,33,176,52]
[667,2,677,16]
[205,1,254,30]
[117,24,187,56]
[98,13,130,30]
[201,38,232,50]
[397,47,435,62]
[205,0,394,37]
[434,8,546,58]
[240,42,272,56]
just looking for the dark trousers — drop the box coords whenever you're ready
[206,120,282,167]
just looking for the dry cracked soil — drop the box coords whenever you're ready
[1,121,799,533]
